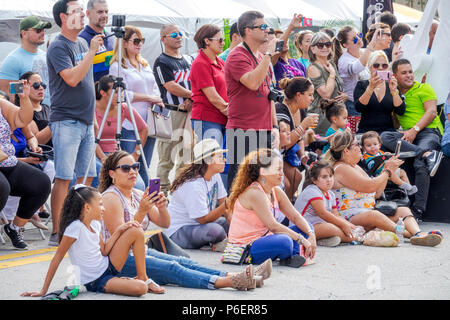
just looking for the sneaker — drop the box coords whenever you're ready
[212,237,228,252]
[317,236,341,247]
[38,210,50,219]
[48,233,59,247]
[254,258,272,280]
[3,224,28,250]
[279,255,306,268]
[424,150,443,177]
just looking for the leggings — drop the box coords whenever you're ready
[0,162,51,220]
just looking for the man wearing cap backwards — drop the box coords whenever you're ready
[164,139,230,251]
[0,16,52,105]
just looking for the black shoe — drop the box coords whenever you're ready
[3,224,28,250]
[424,150,443,177]
[38,210,50,219]
[412,207,424,222]
[279,255,306,268]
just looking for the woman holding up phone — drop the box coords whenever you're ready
[353,50,405,134]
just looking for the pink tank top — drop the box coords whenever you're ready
[228,182,278,245]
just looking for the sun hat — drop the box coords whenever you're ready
[20,16,52,33]
[193,139,227,163]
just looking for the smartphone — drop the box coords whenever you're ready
[377,71,392,81]
[26,151,48,162]
[275,40,284,53]
[10,82,23,94]
[152,105,171,118]
[394,140,402,156]
[148,178,161,199]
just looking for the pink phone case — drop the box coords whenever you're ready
[377,71,391,81]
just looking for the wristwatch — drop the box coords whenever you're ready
[413,125,421,133]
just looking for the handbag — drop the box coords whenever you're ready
[220,243,251,265]
[147,108,172,140]
[375,200,398,216]
[146,230,190,258]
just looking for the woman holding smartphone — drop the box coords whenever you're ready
[109,25,164,188]
[353,50,405,134]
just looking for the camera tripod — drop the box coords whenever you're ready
[82,19,150,184]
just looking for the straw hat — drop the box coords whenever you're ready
[193,139,227,163]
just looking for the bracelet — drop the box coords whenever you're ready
[391,90,399,96]
[382,168,392,178]
[307,230,315,235]
[296,234,304,245]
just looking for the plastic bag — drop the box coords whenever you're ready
[363,230,399,247]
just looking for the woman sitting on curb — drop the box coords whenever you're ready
[99,151,272,291]
[228,149,317,268]
[326,130,443,247]
[166,139,230,251]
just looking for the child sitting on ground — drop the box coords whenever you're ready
[361,131,417,195]
[21,185,164,298]
[294,161,358,247]
[321,98,351,155]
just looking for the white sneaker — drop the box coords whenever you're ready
[317,236,341,247]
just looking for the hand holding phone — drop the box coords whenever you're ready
[377,71,392,81]
[10,82,23,94]
[275,40,284,53]
[394,140,402,156]
[152,105,171,118]
[148,178,161,200]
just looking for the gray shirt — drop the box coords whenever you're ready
[46,34,95,125]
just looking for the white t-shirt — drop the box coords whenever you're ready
[165,174,227,237]
[294,184,337,225]
[338,51,370,102]
[64,220,109,285]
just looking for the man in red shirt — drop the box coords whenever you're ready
[225,10,279,190]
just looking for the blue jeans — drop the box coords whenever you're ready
[345,100,360,116]
[120,128,156,188]
[442,143,450,158]
[192,120,228,188]
[117,248,227,290]
[249,224,314,265]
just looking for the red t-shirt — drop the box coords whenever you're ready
[190,50,228,126]
[225,46,273,130]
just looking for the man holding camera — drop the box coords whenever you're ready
[46,0,103,246]
[224,10,279,190]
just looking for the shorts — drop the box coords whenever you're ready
[303,213,327,226]
[84,259,119,293]
[50,120,96,180]
[341,208,372,221]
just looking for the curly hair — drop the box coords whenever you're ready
[98,150,131,193]
[228,149,277,212]
[58,186,98,243]
[169,162,209,194]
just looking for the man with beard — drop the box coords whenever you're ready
[79,0,114,81]
[0,16,52,105]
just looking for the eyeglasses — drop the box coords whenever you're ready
[31,82,47,90]
[372,63,389,69]
[208,37,225,43]
[246,24,269,31]
[164,32,183,39]
[314,42,332,49]
[130,38,145,45]
[352,32,363,44]
[114,163,140,173]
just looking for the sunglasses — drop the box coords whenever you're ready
[114,163,140,173]
[29,28,44,34]
[131,38,145,45]
[352,32,363,44]
[247,24,269,31]
[373,63,389,69]
[31,82,46,90]
[208,37,225,43]
[165,32,183,39]
[314,42,332,49]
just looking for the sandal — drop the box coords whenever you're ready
[231,264,254,291]
[145,278,165,294]
[410,230,443,247]
[254,258,272,280]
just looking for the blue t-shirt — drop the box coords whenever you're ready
[78,26,114,82]
[442,97,450,147]
[46,34,95,125]
[322,127,344,154]
[0,47,51,106]
[218,48,231,61]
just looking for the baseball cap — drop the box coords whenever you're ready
[19,16,52,33]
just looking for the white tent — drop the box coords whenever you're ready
[0,0,423,65]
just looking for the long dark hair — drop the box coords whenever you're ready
[303,160,334,189]
[95,75,116,100]
[169,162,209,193]
[278,77,313,101]
[99,150,131,193]
[58,186,99,243]
[333,26,353,65]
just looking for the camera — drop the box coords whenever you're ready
[268,88,284,103]
[112,15,126,28]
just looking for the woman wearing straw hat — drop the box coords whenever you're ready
[166,139,230,251]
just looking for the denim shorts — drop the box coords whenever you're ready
[84,259,119,293]
[49,120,96,180]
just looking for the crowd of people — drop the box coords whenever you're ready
[0,0,447,298]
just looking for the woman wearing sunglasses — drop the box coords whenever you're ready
[307,32,346,136]
[109,25,164,189]
[190,24,228,149]
[333,26,383,133]
[353,50,405,135]
[99,150,272,291]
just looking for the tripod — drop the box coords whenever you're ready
[82,25,149,185]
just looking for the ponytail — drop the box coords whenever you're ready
[95,75,116,101]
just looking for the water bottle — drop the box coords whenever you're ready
[396,219,405,246]
[350,226,366,245]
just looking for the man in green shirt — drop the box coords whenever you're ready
[381,59,443,221]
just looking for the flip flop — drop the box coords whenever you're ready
[145,278,165,294]
[410,231,442,247]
